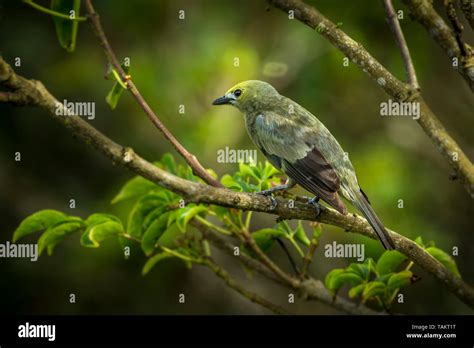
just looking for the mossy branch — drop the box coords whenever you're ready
[199,258,290,315]
[402,0,474,90]
[268,0,474,198]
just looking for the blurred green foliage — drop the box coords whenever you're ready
[0,0,472,314]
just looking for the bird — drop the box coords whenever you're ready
[212,80,395,250]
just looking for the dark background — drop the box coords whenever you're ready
[0,0,472,315]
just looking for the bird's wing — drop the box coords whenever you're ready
[253,111,348,214]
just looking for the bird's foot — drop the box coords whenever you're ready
[257,190,278,210]
[257,180,296,211]
[307,196,321,216]
[258,188,277,196]
[258,183,290,196]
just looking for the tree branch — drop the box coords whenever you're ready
[194,220,382,315]
[82,0,222,188]
[0,57,472,308]
[460,0,474,30]
[199,257,290,315]
[193,220,286,285]
[241,228,300,288]
[0,91,31,104]
[299,224,320,279]
[382,0,419,89]
[268,0,474,198]
[444,0,468,57]
[402,0,474,90]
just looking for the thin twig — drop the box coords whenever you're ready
[193,220,382,314]
[194,215,233,235]
[241,229,300,288]
[222,217,299,287]
[276,238,300,274]
[460,0,474,30]
[22,0,87,21]
[200,258,289,314]
[382,0,420,89]
[300,228,320,279]
[193,220,285,284]
[83,0,222,188]
[444,0,468,56]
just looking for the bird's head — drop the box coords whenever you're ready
[212,80,280,113]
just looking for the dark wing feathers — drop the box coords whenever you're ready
[283,149,347,215]
[292,145,339,192]
[252,112,348,215]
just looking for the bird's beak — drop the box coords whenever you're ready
[212,95,232,105]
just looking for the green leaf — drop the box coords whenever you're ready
[203,240,211,257]
[348,283,366,299]
[376,250,407,275]
[154,223,182,248]
[143,206,169,231]
[85,213,121,225]
[376,273,393,284]
[159,153,178,174]
[81,221,123,248]
[347,263,370,281]
[106,64,130,109]
[276,221,292,235]
[127,194,168,238]
[220,174,243,191]
[239,162,260,181]
[118,235,138,260]
[252,228,286,252]
[182,166,200,182]
[112,176,158,204]
[367,258,378,276]
[206,168,219,181]
[426,246,461,277]
[167,209,180,227]
[325,269,344,290]
[141,213,170,256]
[51,0,80,52]
[387,270,413,291]
[80,230,95,248]
[176,205,208,232]
[311,223,323,240]
[325,269,364,292]
[38,219,84,255]
[81,213,122,248]
[414,236,425,248]
[294,221,310,246]
[262,162,280,179]
[142,252,173,275]
[13,209,67,242]
[362,281,387,302]
[213,205,231,220]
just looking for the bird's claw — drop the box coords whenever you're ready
[258,190,278,210]
[307,196,321,216]
[258,188,274,196]
[269,195,278,210]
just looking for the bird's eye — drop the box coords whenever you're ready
[234,89,242,97]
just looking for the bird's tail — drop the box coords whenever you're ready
[352,190,395,250]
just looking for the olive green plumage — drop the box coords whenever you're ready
[213,80,395,250]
